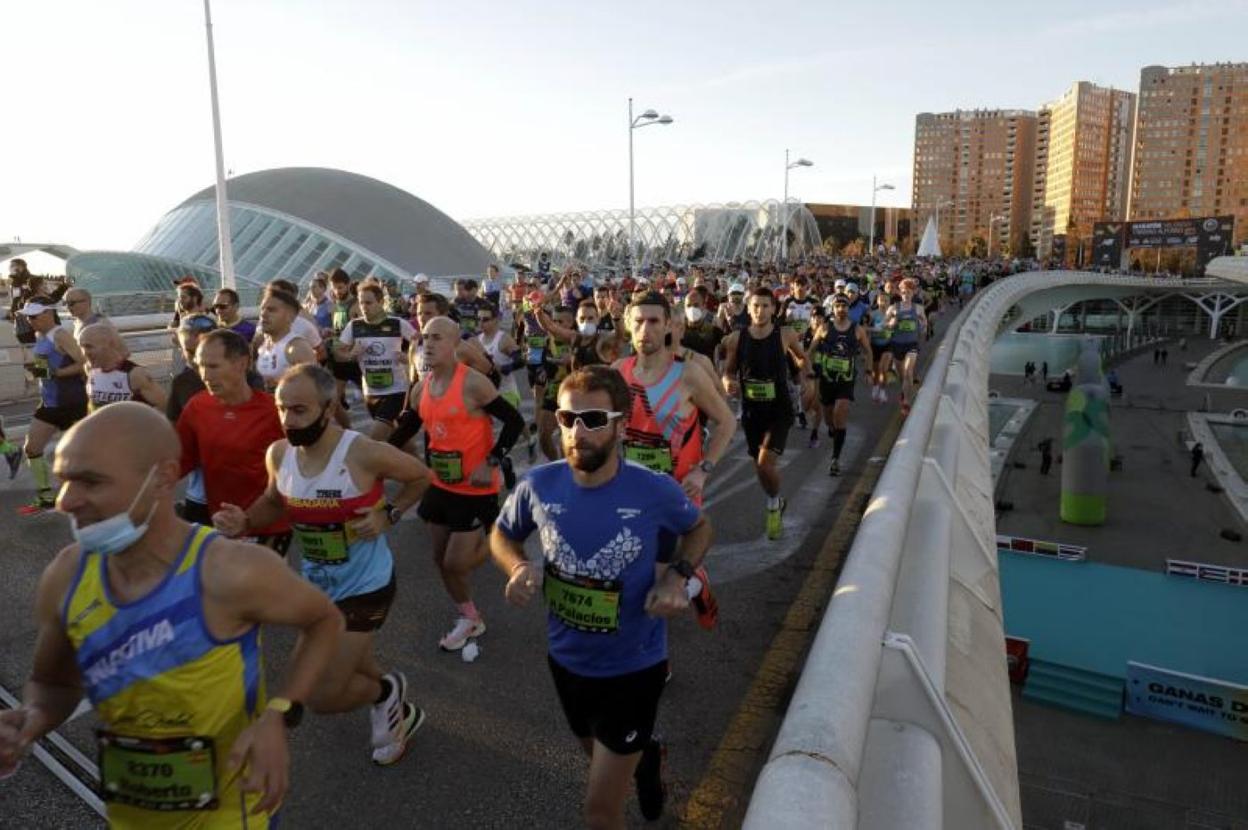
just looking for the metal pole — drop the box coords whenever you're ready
[782,149,790,264]
[868,175,877,256]
[203,0,235,290]
[987,219,994,258]
[628,97,636,280]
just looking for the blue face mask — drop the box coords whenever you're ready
[71,466,159,556]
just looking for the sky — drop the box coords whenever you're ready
[5,0,1248,252]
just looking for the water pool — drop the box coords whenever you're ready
[1209,422,1248,481]
[990,333,1104,377]
[989,402,1021,443]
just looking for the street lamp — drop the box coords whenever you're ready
[868,176,895,256]
[781,150,814,264]
[628,97,674,279]
[202,0,235,290]
[933,198,954,249]
[987,214,1007,258]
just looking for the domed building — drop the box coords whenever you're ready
[66,167,492,300]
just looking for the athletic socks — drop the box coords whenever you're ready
[28,454,51,500]
[457,601,481,621]
[766,495,781,510]
[833,429,847,459]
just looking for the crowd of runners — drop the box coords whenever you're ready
[0,252,1004,828]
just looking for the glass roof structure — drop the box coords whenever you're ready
[462,200,822,271]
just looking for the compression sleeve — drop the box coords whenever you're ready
[500,350,524,375]
[388,407,423,448]
[483,395,525,459]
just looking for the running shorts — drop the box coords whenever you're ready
[818,378,856,405]
[33,402,87,432]
[179,500,212,525]
[336,569,397,633]
[417,485,499,532]
[741,407,793,458]
[890,341,919,361]
[871,342,890,363]
[366,392,406,424]
[548,656,667,756]
[329,355,363,384]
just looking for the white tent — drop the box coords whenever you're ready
[917,215,941,258]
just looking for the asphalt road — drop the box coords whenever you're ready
[0,337,939,829]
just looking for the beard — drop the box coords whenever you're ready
[565,440,612,473]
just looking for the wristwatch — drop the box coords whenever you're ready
[697,459,715,474]
[384,502,403,526]
[265,697,304,729]
[670,559,696,580]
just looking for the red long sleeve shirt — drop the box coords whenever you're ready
[176,388,289,535]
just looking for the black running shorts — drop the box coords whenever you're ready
[33,403,87,432]
[890,341,919,361]
[548,656,667,756]
[818,378,855,405]
[366,393,406,424]
[741,407,793,458]
[417,485,499,532]
[336,569,397,633]
[329,355,363,384]
[871,342,890,363]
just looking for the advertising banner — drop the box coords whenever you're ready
[1125,662,1248,740]
[1121,215,1235,272]
[1050,234,1068,264]
[1092,222,1124,268]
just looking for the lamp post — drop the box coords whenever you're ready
[934,198,954,251]
[628,98,673,279]
[782,149,814,264]
[202,0,235,290]
[987,213,1007,258]
[868,176,895,256]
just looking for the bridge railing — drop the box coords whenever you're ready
[744,271,1207,829]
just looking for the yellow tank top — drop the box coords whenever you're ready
[62,524,269,829]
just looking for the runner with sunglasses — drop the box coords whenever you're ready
[387,317,526,652]
[490,365,712,826]
[475,303,523,410]
[333,280,417,442]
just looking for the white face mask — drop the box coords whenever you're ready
[577,321,598,337]
[71,466,159,557]
[685,306,706,324]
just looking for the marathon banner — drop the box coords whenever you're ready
[1166,559,1248,587]
[996,534,1087,562]
[1092,222,1125,268]
[1125,662,1248,741]
[1121,216,1235,271]
[1050,234,1068,263]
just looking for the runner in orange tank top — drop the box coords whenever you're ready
[387,317,527,653]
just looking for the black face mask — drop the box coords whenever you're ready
[286,407,330,447]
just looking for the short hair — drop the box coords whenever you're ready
[263,287,301,311]
[215,288,240,305]
[553,305,575,318]
[278,363,336,407]
[358,282,384,302]
[329,267,351,285]
[690,285,710,301]
[268,278,299,295]
[749,287,776,304]
[179,312,217,334]
[558,365,630,414]
[310,274,328,290]
[11,258,26,268]
[417,292,450,315]
[629,290,671,319]
[179,284,204,303]
[460,278,478,290]
[577,298,597,312]
[199,328,250,360]
[478,301,500,318]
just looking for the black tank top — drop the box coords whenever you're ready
[571,334,603,370]
[814,322,859,382]
[735,325,791,413]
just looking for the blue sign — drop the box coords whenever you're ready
[1125,662,1248,741]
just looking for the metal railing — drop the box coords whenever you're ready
[744,271,1211,829]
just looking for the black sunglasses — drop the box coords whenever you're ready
[554,408,623,431]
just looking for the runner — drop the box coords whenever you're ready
[452,279,487,339]
[211,287,256,343]
[63,287,110,339]
[213,365,432,765]
[490,365,713,826]
[680,286,722,364]
[719,287,807,540]
[410,293,494,384]
[780,275,819,442]
[867,291,894,403]
[885,277,928,415]
[536,298,626,371]
[178,329,293,554]
[18,296,88,515]
[0,402,343,828]
[808,295,874,476]
[334,280,417,441]
[534,305,575,461]
[387,317,526,652]
[256,286,318,390]
[322,269,362,427]
[79,323,166,411]
[714,282,749,334]
[476,302,523,410]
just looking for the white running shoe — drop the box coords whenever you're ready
[369,671,407,749]
[879,386,889,404]
[439,616,486,652]
[372,703,426,766]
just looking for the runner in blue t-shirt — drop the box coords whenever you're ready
[491,365,711,826]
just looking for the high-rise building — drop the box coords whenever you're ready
[912,109,1037,257]
[1129,63,1248,247]
[1030,82,1136,260]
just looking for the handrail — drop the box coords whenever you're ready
[744,271,1203,829]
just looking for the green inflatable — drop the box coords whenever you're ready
[1060,340,1111,525]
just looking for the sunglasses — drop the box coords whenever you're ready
[554,408,623,431]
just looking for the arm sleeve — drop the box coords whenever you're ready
[495,479,536,541]
[483,395,525,459]
[387,406,423,448]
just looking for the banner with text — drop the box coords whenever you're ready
[1125,661,1248,740]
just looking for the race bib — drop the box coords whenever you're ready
[97,732,218,812]
[623,441,674,474]
[542,564,621,633]
[897,319,918,333]
[364,368,394,389]
[526,336,545,365]
[823,355,851,378]
[743,379,776,402]
[428,449,464,484]
[293,522,353,565]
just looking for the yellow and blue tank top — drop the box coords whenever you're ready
[62,524,269,829]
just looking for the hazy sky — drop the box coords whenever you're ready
[5,0,1247,251]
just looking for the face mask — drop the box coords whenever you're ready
[685,306,705,324]
[286,407,330,447]
[71,466,159,557]
[577,321,598,337]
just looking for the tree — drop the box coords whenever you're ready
[964,235,987,258]
[841,238,865,258]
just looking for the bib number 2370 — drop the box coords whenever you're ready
[97,732,218,811]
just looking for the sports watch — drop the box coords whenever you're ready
[697,459,715,474]
[670,559,697,580]
[384,503,403,526]
[265,697,304,729]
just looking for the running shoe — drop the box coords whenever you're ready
[372,702,426,766]
[879,386,888,404]
[690,565,719,630]
[369,671,408,749]
[527,431,537,462]
[17,499,54,516]
[765,498,786,541]
[807,429,820,449]
[2,444,23,480]
[796,411,808,430]
[439,616,486,651]
[829,457,841,477]
[634,737,667,821]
